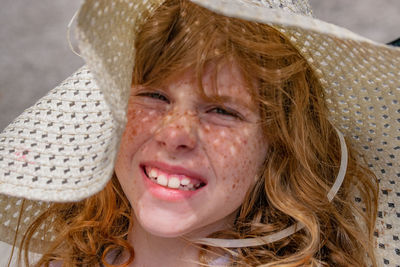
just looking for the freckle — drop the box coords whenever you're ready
[232,183,236,189]
[129,129,137,138]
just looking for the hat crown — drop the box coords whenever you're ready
[237,0,313,16]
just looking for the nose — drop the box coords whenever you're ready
[155,111,198,154]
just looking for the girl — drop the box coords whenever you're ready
[0,0,399,266]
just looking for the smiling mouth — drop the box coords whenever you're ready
[143,165,206,191]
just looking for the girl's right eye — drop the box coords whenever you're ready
[137,92,170,103]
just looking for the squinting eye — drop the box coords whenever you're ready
[208,107,241,119]
[137,92,170,103]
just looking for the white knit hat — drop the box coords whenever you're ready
[0,0,399,265]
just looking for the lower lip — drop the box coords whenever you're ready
[141,168,205,201]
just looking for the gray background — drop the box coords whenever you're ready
[0,0,399,130]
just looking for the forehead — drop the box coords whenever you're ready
[163,60,255,108]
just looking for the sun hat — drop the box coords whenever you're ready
[0,0,399,265]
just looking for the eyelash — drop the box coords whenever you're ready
[208,107,241,119]
[137,92,170,104]
[137,91,241,119]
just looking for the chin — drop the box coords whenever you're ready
[134,207,201,238]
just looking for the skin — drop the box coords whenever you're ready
[114,60,268,266]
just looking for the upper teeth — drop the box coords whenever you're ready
[181,178,190,185]
[168,177,180,189]
[157,174,168,186]
[145,166,203,190]
[149,169,158,179]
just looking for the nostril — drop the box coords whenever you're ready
[177,144,189,150]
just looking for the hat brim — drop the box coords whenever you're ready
[0,67,118,202]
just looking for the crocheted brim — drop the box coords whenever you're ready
[0,67,118,202]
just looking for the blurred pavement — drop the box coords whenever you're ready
[0,0,399,130]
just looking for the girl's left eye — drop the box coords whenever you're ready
[208,107,241,119]
[137,92,170,103]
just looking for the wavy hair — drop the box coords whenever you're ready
[21,0,378,266]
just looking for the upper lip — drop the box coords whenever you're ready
[140,161,208,184]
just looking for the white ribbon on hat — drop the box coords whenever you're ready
[67,9,82,58]
[192,128,348,248]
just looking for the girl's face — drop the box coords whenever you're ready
[115,61,267,238]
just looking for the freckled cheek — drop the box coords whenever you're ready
[201,126,255,177]
[200,125,263,201]
[221,156,258,204]
[204,129,249,159]
[124,108,160,135]
[119,108,162,155]
[222,174,252,204]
